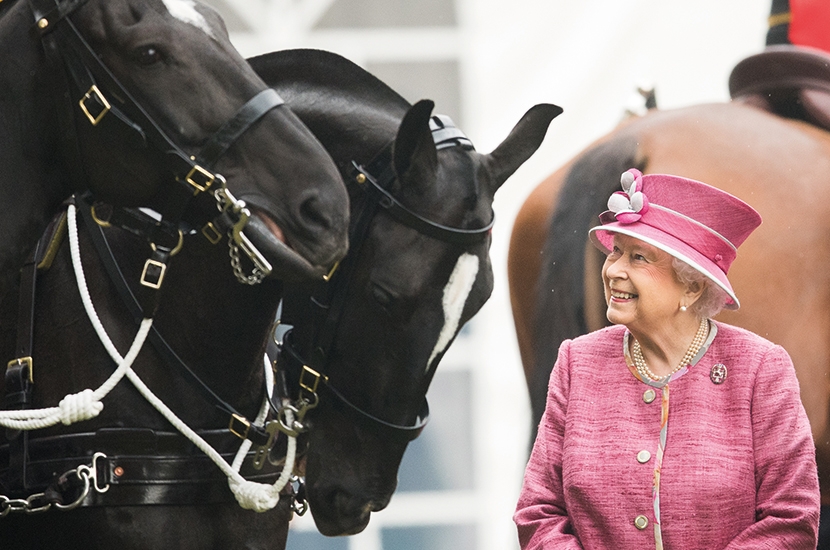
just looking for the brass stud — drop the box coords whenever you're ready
[37,18,49,29]
[113,466,125,477]
[356,173,366,184]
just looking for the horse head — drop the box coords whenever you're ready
[0,0,348,291]
[294,99,561,535]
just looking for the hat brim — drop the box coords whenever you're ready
[589,223,740,310]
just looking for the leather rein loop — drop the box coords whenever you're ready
[276,115,487,442]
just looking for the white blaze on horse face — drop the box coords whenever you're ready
[161,0,215,38]
[426,253,479,372]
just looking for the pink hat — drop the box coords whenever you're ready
[588,169,762,310]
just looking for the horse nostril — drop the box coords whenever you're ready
[299,192,333,232]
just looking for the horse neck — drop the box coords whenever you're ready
[109,230,282,415]
[0,2,74,299]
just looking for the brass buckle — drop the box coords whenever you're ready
[300,365,327,395]
[79,85,111,127]
[228,413,251,440]
[185,165,215,193]
[201,222,223,244]
[7,356,33,384]
[140,259,166,289]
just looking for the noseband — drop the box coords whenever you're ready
[275,115,492,443]
[29,0,283,288]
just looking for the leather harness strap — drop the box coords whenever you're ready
[0,429,285,506]
[4,211,69,492]
[75,201,272,448]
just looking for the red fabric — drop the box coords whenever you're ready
[514,323,820,549]
[790,0,830,53]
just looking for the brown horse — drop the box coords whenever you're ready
[508,92,830,517]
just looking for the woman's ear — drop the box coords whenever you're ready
[684,280,705,307]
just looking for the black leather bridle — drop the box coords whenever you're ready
[28,0,285,294]
[275,115,493,443]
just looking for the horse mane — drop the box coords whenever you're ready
[248,48,411,116]
[529,136,643,430]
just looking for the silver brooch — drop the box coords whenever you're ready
[710,363,727,384]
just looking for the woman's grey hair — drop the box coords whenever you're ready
[672,257,727,319]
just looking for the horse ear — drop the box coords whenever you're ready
[393,100,437,194]
[483,103,562,190]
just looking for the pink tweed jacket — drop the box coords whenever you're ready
[514,322,819,549]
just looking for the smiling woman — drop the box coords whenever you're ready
[514,169,820,549]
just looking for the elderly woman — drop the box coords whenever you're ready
[514,169,820,549]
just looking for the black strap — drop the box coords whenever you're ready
[4,211,68,491]
[197,89,285,167]
[278,330,428,443]
[75,202,271,448]
[349,160,495,246]
[0,428,286,506]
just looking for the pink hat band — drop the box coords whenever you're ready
[601,204,738,274]
[589,169,762,310]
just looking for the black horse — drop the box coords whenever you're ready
[251,49,561,536]
[0,47,558,548]
[0,0,349,299]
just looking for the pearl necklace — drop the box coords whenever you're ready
[632,318,709,383]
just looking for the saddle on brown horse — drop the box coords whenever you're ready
[729,44,830,131]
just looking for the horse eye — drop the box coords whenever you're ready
[134,45,163,66]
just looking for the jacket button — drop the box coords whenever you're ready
[634,515,649,530]
[637,450,651,463]
[643,389,656,403]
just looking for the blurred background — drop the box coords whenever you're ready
[200,1,770,548]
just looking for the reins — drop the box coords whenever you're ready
[275,115,491,442]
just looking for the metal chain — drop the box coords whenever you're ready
[229,240,266,285]
[0,453,108,517]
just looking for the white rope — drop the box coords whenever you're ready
[227,355,297,511]
[0,207,153,430]
[64,203,296,511]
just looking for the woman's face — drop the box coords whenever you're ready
[602,234,689,335]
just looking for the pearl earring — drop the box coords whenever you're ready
[680,305,688,312]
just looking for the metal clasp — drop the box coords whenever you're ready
[228,413,252,441]
[299,365,326,395]
[214,185,273,278]
[185,164,216,193]
[7,356,33,384]
[251,421,281,470]
[79,85,111,126]
[201,222,223,244]
[140,258,167,289]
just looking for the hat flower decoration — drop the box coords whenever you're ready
[607,168,649,224]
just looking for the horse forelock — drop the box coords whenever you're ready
[425,252,479,371]
[160,0,215,38]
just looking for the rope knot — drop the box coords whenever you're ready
[229,478,280,512]
[58,389,103,425]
